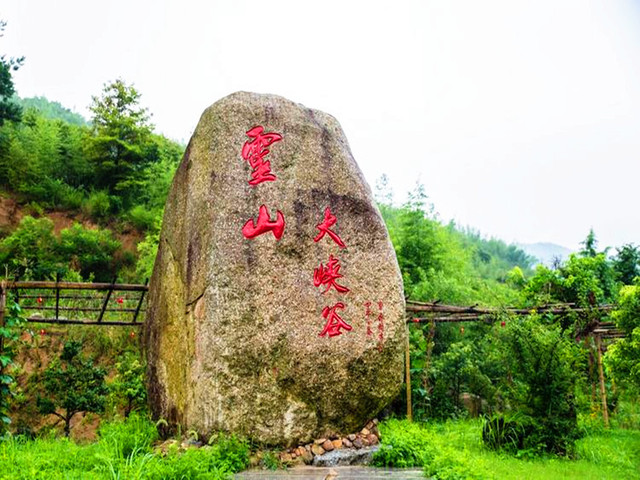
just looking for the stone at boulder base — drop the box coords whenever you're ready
[144,91,405,446]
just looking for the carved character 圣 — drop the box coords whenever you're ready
[242,204,285,240]
[241,125,282,186]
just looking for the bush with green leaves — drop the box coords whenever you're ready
[489,317,584,455]
[0,216,124,282]
[0,302,25,436]
[606,285,640,393]
[110,352,147,418]
[55,223,122,281]
[37,340,108,436]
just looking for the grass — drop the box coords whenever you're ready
[373,417,640,480]
[0,414,249,480]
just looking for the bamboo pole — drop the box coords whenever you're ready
[595,334,610,428]
[5,281,148,291]
[25,317,143,326]
[405,325,412,422]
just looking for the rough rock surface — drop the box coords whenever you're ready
[144,92,405,445]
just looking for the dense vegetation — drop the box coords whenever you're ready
[0,35,638,477]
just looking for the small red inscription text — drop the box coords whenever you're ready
[319,302,352,337]
[313,207,346,248]
[241,126,282,186]
[313,254,350,294]
[242,205,285,240]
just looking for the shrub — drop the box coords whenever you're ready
[0,216,59,279]
[489,317,583,455]
[82,190,112,221]
[110,352,147,417]
[56,223,121,281]
[127,204,159,231]
[36,340,108,437]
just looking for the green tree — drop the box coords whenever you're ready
[493,317,583,454]
[606,285,640,393]
[613,244,640,285]
[579,229,599,258]
[37,340,108,437]
[110,352,147,417]
[0,20,24,125]
[88,79,153,204]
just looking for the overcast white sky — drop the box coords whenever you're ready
[3,0,640,251]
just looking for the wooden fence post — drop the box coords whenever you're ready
[595,334,610,428]
[405,324,412,422]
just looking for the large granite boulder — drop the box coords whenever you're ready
[143,92,405,446]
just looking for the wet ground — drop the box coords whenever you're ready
[235,466,425,479]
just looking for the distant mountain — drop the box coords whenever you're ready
[16,96,88,126]
[517,242,573,267]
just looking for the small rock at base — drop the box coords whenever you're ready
[311,444,325,456]
[373,418,379,425]
[348,434,356,441]
[366,421,374,430]
[279,452,292,463]
[322,439,335,452]
[301,450,314,465]
[342,438,353,448]
[361,427,370,436]
[315,438,327,445]
[305,444,312,452]
[332,439,343,449]
[353,438,363,449]
[367,434,379,445]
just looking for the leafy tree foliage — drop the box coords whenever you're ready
[606,286,640,392]
[580,228,599,258]
[110,352,147,418]
[522,252,617,308]
[491,317,583,454]
[0,20,23,126]
[613,244,640,285]
[37,340,108,437]
[0,216,126,281]
[88,79,154,205]
[0,302,24,436]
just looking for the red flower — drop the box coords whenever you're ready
[116,297,124,304]
[37,297,43,304]
[129,331,136,339]
[39,329,46,336]
[412,318,420,323]
[500,321,506,327]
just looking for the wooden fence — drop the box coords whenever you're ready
[1,278,149,327]
[403,299,622,426]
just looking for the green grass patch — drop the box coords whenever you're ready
[373,418,640,480]
[0,415,249,480]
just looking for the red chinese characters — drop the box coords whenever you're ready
[314,207,346,248]
[319,302,352,337]
[313,255,349,294]
[365,301,385,351]
[242,126,282,186]
[242,204,285,240]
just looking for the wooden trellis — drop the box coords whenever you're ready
[403,299,624,426]
[2,278,149,326]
